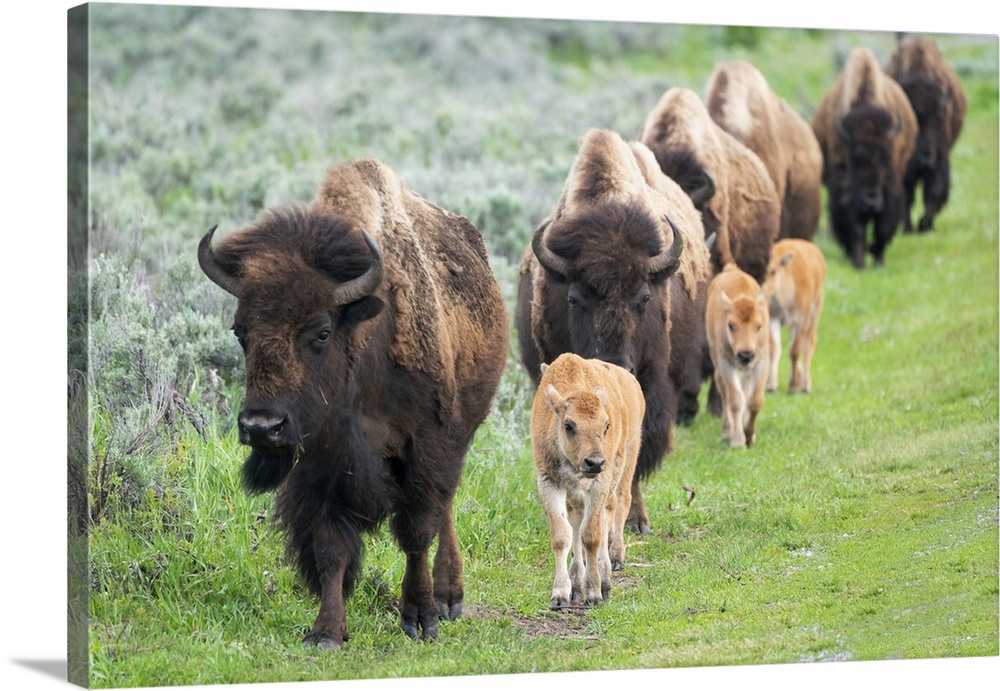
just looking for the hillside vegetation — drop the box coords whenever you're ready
[77,6,998,687]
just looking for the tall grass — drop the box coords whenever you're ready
[78,5,998,688]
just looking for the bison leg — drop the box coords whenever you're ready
[717,368,746,448]
[432,498,463,621]
[580,493,609,605]
[919,158,950,232]
[767,318,782,393]
[538,482,574,609]
[625,476,650,535]
[392,502,444,640]
[303,524,351,650]
[902,164,919,234]
[609,457,635,571]
[787,322,803,392]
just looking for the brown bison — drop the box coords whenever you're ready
[761,238,827,394]
[630,141,714,426]
[197,158,508,649]
[515,128,686,535]
[531,353,644,608]
[812,46,918,268]
[639,86,781,284]
[705,263,770,449]
[884,35,967,233]
[705,59,824,241]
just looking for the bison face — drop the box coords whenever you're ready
[544,385,611,478]
[533,204,684,375]
[720,291,769,368]
[198,212,385,492]
[836,107,901,215]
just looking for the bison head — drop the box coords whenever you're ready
[543,382,611,479]
[198,208,385,492]
[533,202,683,375]
[835,105,902,215]
[719,289,769,368]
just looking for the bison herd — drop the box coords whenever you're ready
[198,35,964,647]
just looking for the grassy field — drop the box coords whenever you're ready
[76,5,998,688]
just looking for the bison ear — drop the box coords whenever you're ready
[340,295,384,327]
[594,386,608,408]
[719,290,733,309]
[545,384,567,414]
[540,362,549,374]
[780,251,795,267]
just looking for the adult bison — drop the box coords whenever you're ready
[639,86,781,285]
[516,128,687,535]
[884,35,967,233]
[197,158,508,649]
[812,46,918,268]
[705,59,823,241]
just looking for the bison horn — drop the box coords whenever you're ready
[532,219,573,278]
[688,174,716,207]
[331,229,384,306]
[198,225,240,297]
[649,216,684,276]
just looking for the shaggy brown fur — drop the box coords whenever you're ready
[812,47,918,268]
[639,86,781,284]
[884,35,967,232]
[705,60,823,240]
[531,353,644,608]
[516,128,686,536]
[199,157,508,649]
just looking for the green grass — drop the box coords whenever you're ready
[79,7,998,688]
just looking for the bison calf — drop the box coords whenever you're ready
[762,239,827,394]
[706,264,770,448]
[531,353,645,609]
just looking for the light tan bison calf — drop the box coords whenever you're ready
[706,264,770,448]
[762,239,827,394]
[531,352,645,609]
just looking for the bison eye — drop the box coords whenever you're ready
[642,292,651,304]
[603,421,610,436]
[563,421,575,435]
[316,329,331,343]
[567,295,578,307]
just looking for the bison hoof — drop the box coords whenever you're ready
[611,560,623,572]
[303,631,346,650]
[627,521,650,536]
[550,596,572,610]
[436,601,462,621]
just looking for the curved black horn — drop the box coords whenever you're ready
[650,216,685,276]
[331,229,384,306]
[688,173,716,207]
[531,219,573,278]
[198,225,240,297]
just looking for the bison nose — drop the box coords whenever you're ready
[860,188,883,211]
[583,457,606,475]
[918,149,937,168]
[238,411,290,448]
[736,350,755,366]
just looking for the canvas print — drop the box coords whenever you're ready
[66,2,999,688]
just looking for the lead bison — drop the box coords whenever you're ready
[884,35,967,233]
[197,158,508,649]
[705,59,824,241]
[812,46,918,268]
[516,128,688,535]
